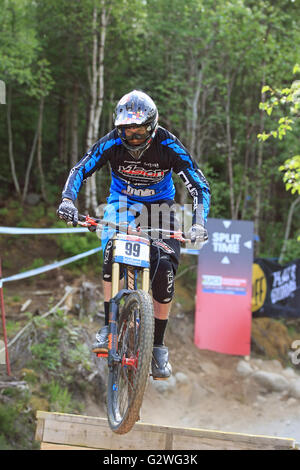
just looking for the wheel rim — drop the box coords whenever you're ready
[111,301,140,424]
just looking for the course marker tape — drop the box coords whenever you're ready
[0,226,87,234]
[1,247,102,284]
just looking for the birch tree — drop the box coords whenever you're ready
[85,0,111,212]
[22,59,53,203]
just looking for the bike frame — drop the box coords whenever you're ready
[76,214,197,370]
[108,232,150,368]
[74,213,206,434]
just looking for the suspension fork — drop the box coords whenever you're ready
[108,285,132,368]
[108,234,150,367]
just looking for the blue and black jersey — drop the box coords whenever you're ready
[62,126,211,225]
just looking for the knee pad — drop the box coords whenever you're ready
[102,239,124,281]
[151,257,175,304]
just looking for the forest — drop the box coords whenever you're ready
[1,0,300,450]
[0,0,300,260]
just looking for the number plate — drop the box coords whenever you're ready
[113,235,150,268]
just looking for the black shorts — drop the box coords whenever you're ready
[102,236,180,304]
[102,200,181,303]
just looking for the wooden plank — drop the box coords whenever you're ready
[41,442,95,450]
[35,416,44,443]
[172,434,295,451]
[42,419,166,450]
[36,411,298,450]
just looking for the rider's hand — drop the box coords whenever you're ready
[57,199,78,227]
[188,224,208,243]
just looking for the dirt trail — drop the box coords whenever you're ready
[2,275,300,446]
[84,312,300,444]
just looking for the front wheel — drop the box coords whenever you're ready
[107,289,154,434]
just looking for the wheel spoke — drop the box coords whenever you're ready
[107,290,154,434]
[111,306,138,418]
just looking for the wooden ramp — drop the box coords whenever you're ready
[35,411,298,450]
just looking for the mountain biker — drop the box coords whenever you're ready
[57,90,210,380]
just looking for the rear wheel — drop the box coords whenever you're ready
[107,289,154,434]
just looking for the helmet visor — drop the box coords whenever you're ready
[115,108,148,127]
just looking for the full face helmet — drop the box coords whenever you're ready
[114,90,158,154]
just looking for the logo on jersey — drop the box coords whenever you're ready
[118,164,168,183]
[122,186,156,197]
[177,170,199,210]
[152,240,175,254]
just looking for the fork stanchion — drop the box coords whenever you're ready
[142,268,150,292]
[0,258,11,376]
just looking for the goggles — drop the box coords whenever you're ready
[119,125,151,142]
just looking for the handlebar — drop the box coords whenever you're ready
[76,214,207,246]
[77,213,187,240]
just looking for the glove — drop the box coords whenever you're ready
[57,199,78,227]
[188,224,208,243]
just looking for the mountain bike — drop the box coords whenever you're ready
[77,213,203,435]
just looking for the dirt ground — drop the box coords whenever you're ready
[84,309,300,445]
[2,275,300,447]
[1,215,299,450]
[144,329,300,443]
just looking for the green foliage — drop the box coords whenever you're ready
[29,309,93,376]
[1,0,300,258]
[257,64,300,254]
[27,311,91,415]
[0,390,37,449]
[280,237,300,264]
[5,320,22,336]
[30,334,62,372]
[67,342,92,372]
[279,156,300,195]
[21,257,45,272]
[45,380,73,413]
[56,232,99,257]
[201,163,230,219]
[0,403,18,437]
[0,434,13,450]
[55,228,102,274]
[258,66,300,196]
[0,0,39,86]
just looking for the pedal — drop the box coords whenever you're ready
[96,352,108,358]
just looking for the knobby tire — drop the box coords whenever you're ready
[107,289,154,434]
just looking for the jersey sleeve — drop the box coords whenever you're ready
[61,133,121,201]
[161,135,211,225]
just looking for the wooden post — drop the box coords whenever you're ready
[0,258,11,376]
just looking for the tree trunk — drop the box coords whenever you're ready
[278,196,300,264]
[37,96,47,201]
[22,117,39,203]
[254,65,266,248]
[94,5,106,133]
[7,85,21,196]
[225,72,235,219]
[70,81,79,168]
[190,65,203,159]
[85,1,109,212]
[85,6,97,212]
[234,122,253,219]
[58,97,67,163]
